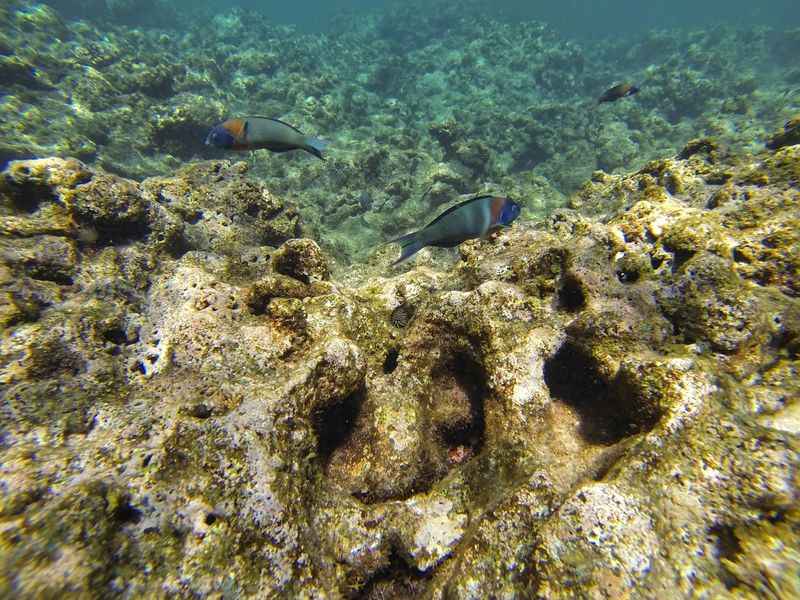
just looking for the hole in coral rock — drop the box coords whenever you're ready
[103,328,128,346]
[650,254,664,270]
[95,220,152,247]
[544,341,650,445]
[114,500,142,524]
[27,265,74,286]
[191,403,212,419]
[357,547,432,599]
[663,243,695,273]
[708,523,743,589]
[7,182,56,214]
[383,348,399,374]
[431,352,487,460]
[313,388,364,465]
[204,513,217,526]
[165,233,192,259]
[558,274,586,312]
[616,269,640,284]
[186,210,203,224]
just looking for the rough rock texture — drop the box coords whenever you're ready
[0,144,799,598]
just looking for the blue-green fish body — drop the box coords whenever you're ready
[205,116,326,160]
[390,195,521,265]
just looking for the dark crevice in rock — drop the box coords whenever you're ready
[354,547,431,600]
[557,274,586,312]
[165,232,192,259]
[382,348,399,374]
[27,266,74,286]
[184,210,203,224]
[663,243,695,273]
[190,403,212,419]
[4,181,57,214]
[616,268,640,284]
[94,220,152,247]
[708,523,743,589]
[103,328,128,345]
[432,352,487,460]
[113,500,143,525]
[544,341,659,445]
[650,254,664,270]
[313,388,364,465]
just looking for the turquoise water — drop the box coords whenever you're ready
[47,0,800,33]
[3,0,800,260]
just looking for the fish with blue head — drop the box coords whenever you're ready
[388,195,521,266]
[205,116,326,160]
[598,83,639,104]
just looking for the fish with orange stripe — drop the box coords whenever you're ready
[388,195,521,266]
[205,116,327,160]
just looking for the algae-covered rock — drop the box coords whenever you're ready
[0,146,798,598]
[272,238,330,284]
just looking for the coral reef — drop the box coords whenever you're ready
[1,1,799,596]
[1,0,798,261]
[1,138,798,596]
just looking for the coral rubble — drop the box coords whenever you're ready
[1,139,797,597]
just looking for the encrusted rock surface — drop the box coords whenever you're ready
[0,145,799,598]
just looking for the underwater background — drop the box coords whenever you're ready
[2,0,799,262]
[1,0,800,598]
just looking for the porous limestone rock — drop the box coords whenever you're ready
[0,147,798,598]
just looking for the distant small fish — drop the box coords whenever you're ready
[598,83,640,104]
[388,195,521,266]
[205,116,326,160]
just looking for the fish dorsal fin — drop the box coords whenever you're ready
[244,116,306,135]
[426,195,493,228]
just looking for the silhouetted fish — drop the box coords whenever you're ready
[766,115,800,150]
[388,195,521,266]
[598,83,639,104]
[205,116,326,160]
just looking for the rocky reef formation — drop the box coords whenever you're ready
[1,0,799,261]
[1,136,798,597]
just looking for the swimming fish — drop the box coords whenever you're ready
[598,83,639,104]
[205,117,326,160]
[766,115,800,150]
[389,195,521,266]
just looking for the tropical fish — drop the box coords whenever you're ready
[205,116,326,160]
[598,83,639,104]
[389,195,521,266]
[766,115,800,150]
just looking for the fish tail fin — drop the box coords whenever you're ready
[304,137,327,160]
[389,231,424,266]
